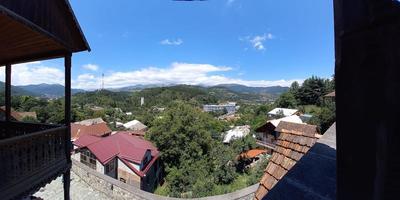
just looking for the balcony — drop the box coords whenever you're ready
[0,121,69,199]
[0,0,89,199]
[256,139,276,150]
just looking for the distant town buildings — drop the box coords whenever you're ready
[203,102,237,114]
[72,133,161,192]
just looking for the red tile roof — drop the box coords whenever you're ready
[71,122,112,140]
[74,133,159,172]
[254,122,319,200]
[73,135,102,147]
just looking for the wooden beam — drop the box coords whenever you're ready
[63,53,71,200]
[5,64,11,122]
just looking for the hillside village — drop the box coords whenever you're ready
[0,1,340,199]
[0,75,336,198]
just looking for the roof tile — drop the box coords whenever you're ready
[254,121,320,199]
[255,185,268,200]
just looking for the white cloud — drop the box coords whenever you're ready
[82,64,99,71]
[160,38,183,46]
[0,62,303,90]
[0,62,64,85]
[72,62,302,90]
[241,33,274,51]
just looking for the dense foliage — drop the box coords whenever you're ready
[147,102,263,197]
[0,77,335,197]
[275,76,335,132]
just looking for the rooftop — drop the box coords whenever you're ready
[71,122,111,140]
[268,115,304,127]
[74,132,159,165]
[262,123,336,200]
[275,121,320,136]
[268,108,298,117]
[254,122,319,200]
[123,119,148,131]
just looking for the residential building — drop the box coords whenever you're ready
[223,125,251,143]
[203,102,237,114]
[254,122,336,200]
[71,122,112,141]
[267,108,299,118]
[123,119,148,131]
[72,133,161,192]
[256,115,305,148]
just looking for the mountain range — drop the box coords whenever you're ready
[0,83,85,98]
[0,82,288,99]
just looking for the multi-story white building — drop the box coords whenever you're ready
[203,102,237,113]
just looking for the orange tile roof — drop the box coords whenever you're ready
[254,121,319,200]
[240,149,267,159]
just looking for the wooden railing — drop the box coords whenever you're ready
[0,121,69,200]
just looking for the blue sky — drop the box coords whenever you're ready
[4,0,334,90]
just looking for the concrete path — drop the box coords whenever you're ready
[34,171,110,200]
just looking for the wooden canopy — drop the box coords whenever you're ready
[0,0,90,66]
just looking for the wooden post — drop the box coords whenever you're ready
[5,64,11,123]
[63,53,72,200]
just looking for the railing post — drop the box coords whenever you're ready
[5,64,11,123]
[63,53,72,200]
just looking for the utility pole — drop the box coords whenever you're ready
[102,73,104,90]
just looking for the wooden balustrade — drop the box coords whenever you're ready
[0,121,69,199]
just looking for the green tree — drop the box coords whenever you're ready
[297,76,327,105]
[309,106,335,133]
[275,92,297,108]
[147,101,216,169]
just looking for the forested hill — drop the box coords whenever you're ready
[212,84,288,95]
[0,82,36,96]
[0,82,84,98]
[71,84,280,113]
[19,84,85,98]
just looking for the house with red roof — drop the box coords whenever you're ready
[70,122,112,141]
[72,132,161,192]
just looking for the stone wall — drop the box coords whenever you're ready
[72,160,257,200]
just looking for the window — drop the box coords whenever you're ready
[80,149,97,170]
[105,160,116,174]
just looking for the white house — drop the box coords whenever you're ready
[267,108,299,118]
[123,120,148,131]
